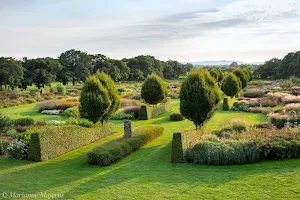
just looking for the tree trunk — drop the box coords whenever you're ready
[72,77,75,86]
[195,124,198,130]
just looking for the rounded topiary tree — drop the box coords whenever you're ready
[233,68,248,89]
[96,71,121,123]
[79,76,111,126]
[180,69,221,130]
[221,73,241,98]
[56,83,66,95]
[141,74,167,105]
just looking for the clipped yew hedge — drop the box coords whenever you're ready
[88,125,164,166]
[138,98,172,120]
[28,124,114,161]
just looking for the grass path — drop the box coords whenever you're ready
[0,101,300,199]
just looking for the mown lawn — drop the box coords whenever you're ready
[1,100,300,199]
[0,103,68,121]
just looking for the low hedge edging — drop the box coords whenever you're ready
[28,124,114,161]
[88,125,164,166]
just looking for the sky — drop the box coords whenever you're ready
[0,0,300,63]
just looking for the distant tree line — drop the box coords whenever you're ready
[254,51,300,79]
[0,49,194,90]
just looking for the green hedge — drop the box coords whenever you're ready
[171,129,300,165]
[88,125,164,166]
[28,124,114,161]
[138,98,172,120]
[171,131,198,163]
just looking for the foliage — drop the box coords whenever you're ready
[13,117,34,126]
[0,57,23,89]
[28,124,114,161]
[37,100,77,112]
[243,89,265,98]
[79,75,111,125]
[56,83,66,95]
[96,72,121,123]
[6,139,29,159]
[173,129,300,165]
[0,114,12,154]
[58,49,93,85]
[141,74,168,105]
[110,109,135,120]
[22,57,62,89]
[87,125,164,166]
[169,113,184,121]
[221,73,241,98]
[232,101,250,112]
[63,107,80,118]
[76,120,94,128]
[137,98,172,120]
[180,69,221,129]
[233,68,248,89]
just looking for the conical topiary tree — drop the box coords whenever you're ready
[96,71,121,123]
[141,74,168,105]
[180,69,221,130]
[79,75,111,126]
[221,73,241,98]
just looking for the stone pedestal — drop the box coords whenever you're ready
[124,119,132,138]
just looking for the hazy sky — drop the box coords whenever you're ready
[0,0,300,62]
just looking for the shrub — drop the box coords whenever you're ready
[56,84,66,95]
[8,91,19,100]
[88,125,164,166]
[249,107,273,114]
[141,74,168,105]
[137,105,152,120]
[110,110,135,120]
[28,124,114,161]
[6,139,29,159]
[221,73,241,98]
[79,75,111,125]
[77,120,94,128]
[25,98,36,104]
[267,113,289,128]
[243,89,265,98]
[96,72,121,123]
[0,115,12,154]
[169,113,184,121]
[14,118,34,126]
[233,68,248,89]
[283,103,300,113]
[180,69,221,129]
[138,98,172,120]
[37,100,77,111]
[171,131,200,163]
[232,100,249,112]
[15,125,29,133]
[223,97,230,111]
[63,107,79,118]
[121,99,141,108]
[291,86,300,96]
[221,119,250,132]
[173,129,300,165]
[36,121,47,126]
[123,106,141,119]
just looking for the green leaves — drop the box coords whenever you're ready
[180,69,221,129]
[221,73,241,98]
[141,74,168,105]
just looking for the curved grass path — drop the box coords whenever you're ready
[0,100,300,199]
